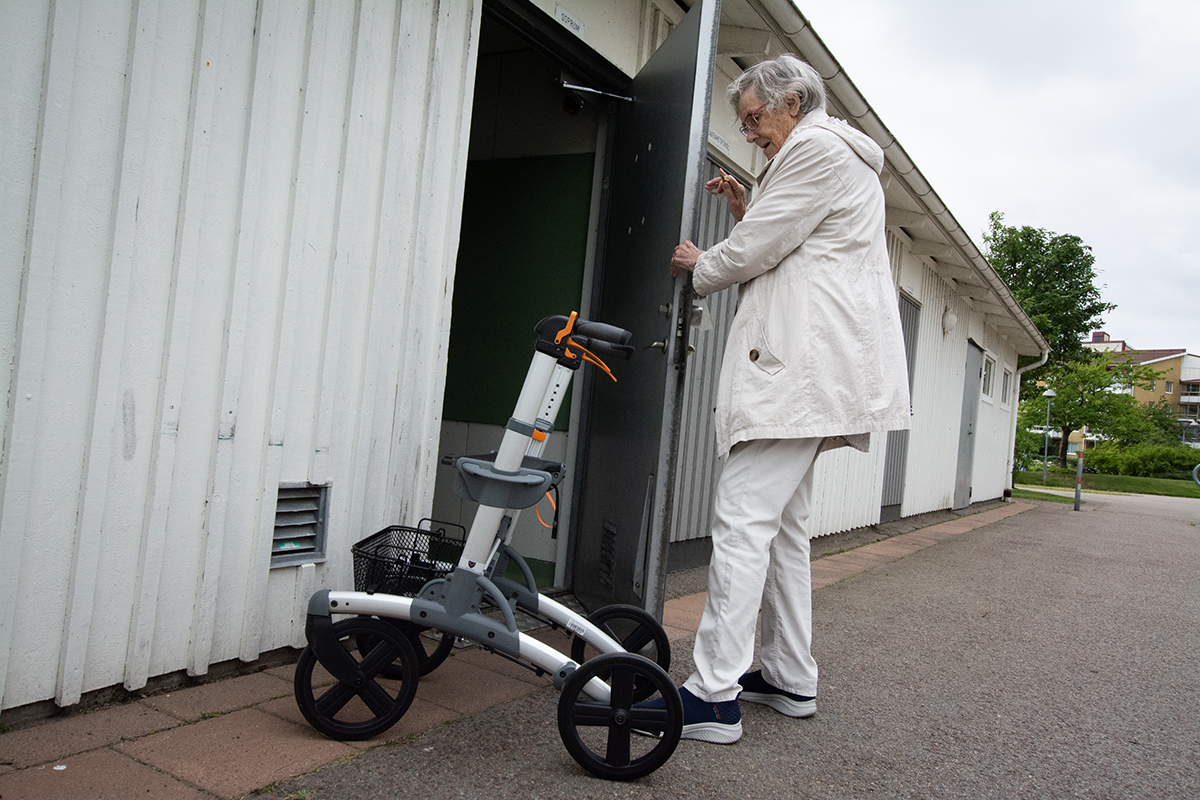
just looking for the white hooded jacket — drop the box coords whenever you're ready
[693,108,911,457]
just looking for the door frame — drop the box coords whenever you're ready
[473,0,720,614]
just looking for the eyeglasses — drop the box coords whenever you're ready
[738,102,768,136]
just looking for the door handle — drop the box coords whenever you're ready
[643,341,695,354]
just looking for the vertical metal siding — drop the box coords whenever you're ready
[880,294,920,510]
[672,158,734,544]
[898,243,973,516]
[0,0,481,712]
[671,159,737,545]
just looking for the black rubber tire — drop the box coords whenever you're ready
[354,617,455,677]
[570,604,670,702]
[556,652,682,781]
[295,616,419,741]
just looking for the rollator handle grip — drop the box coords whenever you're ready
[571,320,633,346]
[534,315,632,347]
[585,339,635,361]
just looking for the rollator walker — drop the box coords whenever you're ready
[295,313,684,780]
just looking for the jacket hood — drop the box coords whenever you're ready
[793,108,885,175]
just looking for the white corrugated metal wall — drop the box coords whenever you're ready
[671,159,738,546]
[896,240,970,513]
[0,0,481,713]
[967,315,1021,503]
[888,232,1021,517]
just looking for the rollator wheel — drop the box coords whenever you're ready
[556,652,683,781]
[570,604,670,702]
[295,616,419,741]
[354,616,454,677]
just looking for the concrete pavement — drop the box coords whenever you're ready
[3,496,1196,798]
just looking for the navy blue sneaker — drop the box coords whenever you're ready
[638,687,742,744]
[738,670,816,718]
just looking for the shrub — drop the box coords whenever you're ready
[1013,427,1047,472]
[1084,443,1199,480]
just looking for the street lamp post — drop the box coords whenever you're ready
[1042,388,1057,484]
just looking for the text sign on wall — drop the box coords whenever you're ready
[556,5,585,38]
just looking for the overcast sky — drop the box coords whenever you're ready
[794,0,1199,352]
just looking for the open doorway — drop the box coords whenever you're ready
[430,11,607,590]
[434,0,720,614]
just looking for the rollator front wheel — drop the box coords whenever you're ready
[354,616,454,676]
[295,616,419,741]
[570,604,670,702]
[556,652,683,781]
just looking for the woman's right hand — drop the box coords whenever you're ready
[704,168,747,221]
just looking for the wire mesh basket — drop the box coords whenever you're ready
[351,519,466,597]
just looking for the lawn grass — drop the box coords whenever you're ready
[1011,487,1079,504]
[1014,470,1200,499]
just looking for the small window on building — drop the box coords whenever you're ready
[1165,381,1173,394]
[1001,369,1012,405]
[1150,380,1157,392]
[271,483,329,568]
[982,356,995,397]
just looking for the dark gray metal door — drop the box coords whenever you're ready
[954,341,984,509]
[880,295,919,521]
[572,0,719,615]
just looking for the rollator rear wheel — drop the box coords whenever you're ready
[570,604,670,702]
[354,616,454,676]
[295,616,419,741]
[556,652,683,781]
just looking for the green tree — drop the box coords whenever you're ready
[1019,353,1159,467]
[984,212,1116,392]
[1107,400,1183,448]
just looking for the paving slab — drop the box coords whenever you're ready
[0,701,180,769]
[0,747,210,800]
[662,603,704,631]
[859,539,923,557]
[117,707,355,798]
[662,623,696,641]
[140,671,292,722]
[258,693,461,750]
[834,549,895,567]
[812,557,868,578]
[413,656,538,716]
[666,592,708,614]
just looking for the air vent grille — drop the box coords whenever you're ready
[271,484,329,567]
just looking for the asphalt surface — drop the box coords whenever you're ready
[260,495,1199,800]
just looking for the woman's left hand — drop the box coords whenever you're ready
[671,240,704,277]
[704,168,747,221]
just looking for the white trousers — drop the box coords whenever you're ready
[684,437,822,703]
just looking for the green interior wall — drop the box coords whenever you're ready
[443,153,594,429]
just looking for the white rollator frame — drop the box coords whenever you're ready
[295,313,684,780]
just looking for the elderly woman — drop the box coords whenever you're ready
[667,55,911,743]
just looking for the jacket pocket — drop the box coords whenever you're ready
[748,315,785,375]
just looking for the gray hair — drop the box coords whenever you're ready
[727,54,827,119]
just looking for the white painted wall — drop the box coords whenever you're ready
[889,235,1023,517]
[0,0,482,714]
[969,318,1021,504]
